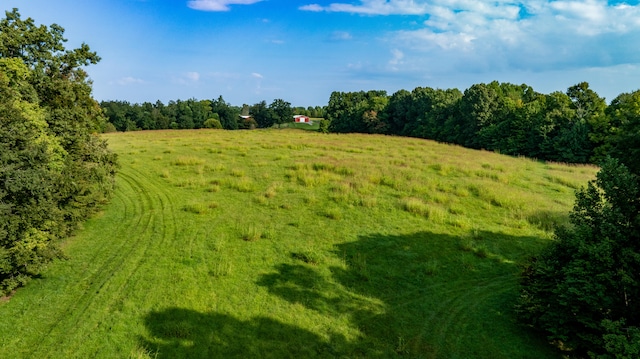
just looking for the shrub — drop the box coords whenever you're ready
[203,118,223,129]
[318,119,330,134]
[103,122,118,133]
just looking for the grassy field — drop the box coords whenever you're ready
[0,129,598,358]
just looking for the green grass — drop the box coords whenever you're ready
[0,129,598,358]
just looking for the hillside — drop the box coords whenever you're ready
[0,129,598,358]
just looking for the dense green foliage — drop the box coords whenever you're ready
[326,90,389,133]
[606,91,640,175]
[517,158,640,357]
[325,82,619,164]
[0,9,117,295]
[101,97,323,131]
[515,88,640,357]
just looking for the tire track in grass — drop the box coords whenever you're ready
[343,267,517,357]
[101,167,178,292]
[27,166,176,357]
[27,169,154,356]
[349,272,515,358]
[81,167,178,357]
[78,167,179,356]
[417,274,517,358]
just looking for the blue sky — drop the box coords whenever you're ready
[5,0,640,106]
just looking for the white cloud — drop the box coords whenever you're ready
[299,4,324,12]
[187,0,263,12]
[389,48,404,70]
[299,0,640,37]
[251,73,263,94]
[172,72,201,85]
[379,0,640,74]
[300,0,429,15]
[116,76,145,86]
[550,0,605,23]
[186,72,200,82]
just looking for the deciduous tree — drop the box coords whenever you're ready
[250,100,272,128]
[518,158,640,358]
[269,98,293,128]
[606,90,640,175]
[0,9,117,294]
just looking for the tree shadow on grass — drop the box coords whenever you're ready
[140,307,347,358]
[140,231,560,358]
[257,231,561,358]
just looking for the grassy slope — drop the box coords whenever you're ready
[0,129,597,358]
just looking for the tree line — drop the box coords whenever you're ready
[103,81,638,168]
[100,98,325,132]
[0,9,117,295]
[325,82,639,166]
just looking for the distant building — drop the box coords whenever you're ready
[293,115,312,124]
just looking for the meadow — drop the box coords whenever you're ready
[0,129,598,358]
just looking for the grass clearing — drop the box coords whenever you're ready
[0,129,598,358]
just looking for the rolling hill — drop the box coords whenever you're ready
[0,129,598,358]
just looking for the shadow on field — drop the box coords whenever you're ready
[140,307,346,358]
[257,231,558,358]
[141,231,558,358]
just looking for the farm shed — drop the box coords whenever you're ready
[293,115,312,124]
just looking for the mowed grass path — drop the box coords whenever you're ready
[0,129,597,358]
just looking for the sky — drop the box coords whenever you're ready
[4,0,640,107]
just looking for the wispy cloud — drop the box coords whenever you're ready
[300,0,429,15]
[299,4,324,12]
[172,72,201,85]
[388,48,404,70]
[115,76,145,86]
[252,72,263,94]
[188,0,263,12]
[186,72,200,82]
[330,31,352,41]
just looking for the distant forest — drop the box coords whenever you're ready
[101,81,640,167]
[101,97,325,132]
